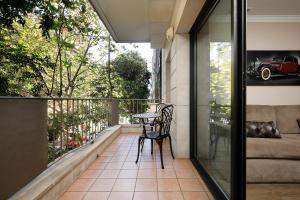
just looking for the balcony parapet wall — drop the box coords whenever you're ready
[9,125,122,200]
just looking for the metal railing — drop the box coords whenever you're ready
[47,98,161,163]
[47,98,113,163]
[118,99,161,124]
[0,97,161,164]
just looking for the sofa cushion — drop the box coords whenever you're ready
[247,134,300,159]
[275,106,300,134]
[246,121,281,138]
[247,106,276,124]
[247,159,300,183]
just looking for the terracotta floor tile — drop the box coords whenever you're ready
[96,156,112,163]
[157,179,180,191]
[197,177,205,184]
[108,192,133,200]
[207,192,215,200]
[140,156,156,162]
[119,143,132,147]
[89,162,107,170]
[133,192,158,200]
[175,168,197,179]
[118,169,138,178]
[101,151,115,157]
[138,169,157,178]
[110,155,127,162]
[140,162,157,169]
[156,169,176,179]
[117,147,131,151]
[182,192,210,200]
[178,179,205,191]
[114,151,129,156]
[105,162,124,169]
[83,192,110,200]
[112,179,136,191]
[59,192,86,200]
[60,134,210,200]
[128,151,138,156]
[99,170,120,179]
[155,160,174,168]
[80,170,102,179]
[68,179,95,191]
[122,162,139,170]
[89,179,116,191]
[126,156,139,162]
[202,182,209,191]
[135,179,158,191]
[158,192,184,200]
[105,146,118,152]
[173,160,191,169]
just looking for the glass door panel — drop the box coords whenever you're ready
[195,0,232,196]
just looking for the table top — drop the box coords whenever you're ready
[132,112,160,119]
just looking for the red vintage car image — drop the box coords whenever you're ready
[247,56,300,80]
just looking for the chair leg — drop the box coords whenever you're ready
[151,139,153,155]
[156,139,164,169]
[136,137,142,163]
[141,138,145,152]
[168,135,175,159]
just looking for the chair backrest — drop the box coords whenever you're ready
[160,105,174,136]
[156,103,167,113]
[154,103,167,123]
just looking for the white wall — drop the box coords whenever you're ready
[162,34,190,158]
[247,22,300,105]
[160,0,205,158]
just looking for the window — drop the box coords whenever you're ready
[285,56,294,62]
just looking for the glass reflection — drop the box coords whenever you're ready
[195,0,232,196]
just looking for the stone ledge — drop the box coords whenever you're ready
[9,125,121,200]
[120,123,143,134]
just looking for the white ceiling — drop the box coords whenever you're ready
[248,0,300,15]
[89,0,176,48]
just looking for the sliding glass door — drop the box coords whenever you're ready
[190,0,245,199]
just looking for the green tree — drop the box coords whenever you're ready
[113,51,151,99]
[0,0,61,38]
[0,0,109,97]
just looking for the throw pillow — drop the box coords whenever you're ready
[246,121,281,138]
[297,119,300,129]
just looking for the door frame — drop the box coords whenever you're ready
[189,0,246,199]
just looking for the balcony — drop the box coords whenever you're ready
[1,98,212,200]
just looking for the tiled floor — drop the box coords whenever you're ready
[59,133,214,200]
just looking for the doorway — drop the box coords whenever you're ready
[190,0,246,199]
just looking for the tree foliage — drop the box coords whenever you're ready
[1,0,104,97]
[0,0,151,99]
[1,0,54,37]
[113,51,151,99]
[1,0,152,163]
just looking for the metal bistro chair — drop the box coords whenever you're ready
[144,102,167,129]
[136,104,174,169]
[140,103,167,154]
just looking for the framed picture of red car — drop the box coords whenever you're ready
[247,50,300,86]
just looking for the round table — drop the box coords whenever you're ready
[132,112,160,119]
[132,113,161,133]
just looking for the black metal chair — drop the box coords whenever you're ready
[136,104,174,169]
[143,103,167,129]
[140,103,167,153]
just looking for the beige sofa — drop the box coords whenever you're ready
[247,105,300,183]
